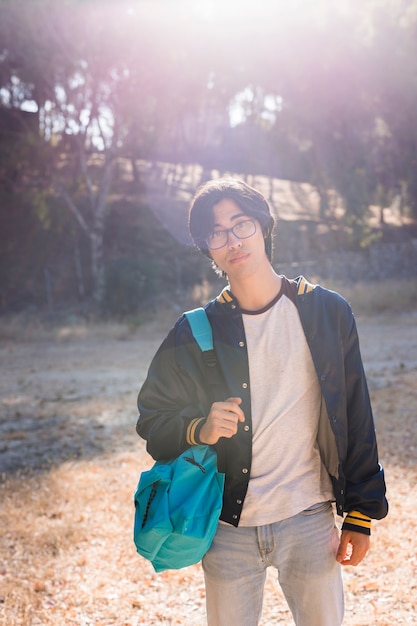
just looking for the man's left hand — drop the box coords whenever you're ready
[336,530,370,566]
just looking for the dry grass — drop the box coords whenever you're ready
[311,277,417,316]
[0,303,417,625]
[0,304,181,345]
[0,450,209,626]
[1,278,416,345]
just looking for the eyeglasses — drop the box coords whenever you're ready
[206,219,257,250]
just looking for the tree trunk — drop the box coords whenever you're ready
[73,228,85,299]
[57,156,114,307]
[91,158,114,305]
[90,228,105,304]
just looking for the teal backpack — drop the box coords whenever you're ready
[133,308,225,572]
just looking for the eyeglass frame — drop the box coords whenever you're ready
[205,218,258,250]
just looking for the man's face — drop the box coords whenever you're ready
[208,199,267,281]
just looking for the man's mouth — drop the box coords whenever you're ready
[229,252,249,263]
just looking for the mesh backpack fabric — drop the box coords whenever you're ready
[133,308,225,572]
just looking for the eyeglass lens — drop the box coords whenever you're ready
[206,219,256,250]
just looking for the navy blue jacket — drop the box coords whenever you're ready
[137,277,388,534]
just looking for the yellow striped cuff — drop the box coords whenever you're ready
[186,417,205,446]
[344,510,372,531]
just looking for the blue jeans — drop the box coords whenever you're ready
[202,501,344,626]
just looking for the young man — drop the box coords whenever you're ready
[136,179,388,626]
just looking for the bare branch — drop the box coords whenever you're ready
[77,139,96,209]
[96,159,114,219]
[55,184,90,235]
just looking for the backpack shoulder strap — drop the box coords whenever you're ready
[184,307,213,352]
[184,307,219,388]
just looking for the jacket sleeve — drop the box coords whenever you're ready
[340,303,388,526]
[136,318,210,461]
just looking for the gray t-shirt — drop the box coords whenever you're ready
[238,277,334,526]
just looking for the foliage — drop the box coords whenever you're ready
[0,0,417,314]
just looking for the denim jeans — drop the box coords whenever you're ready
[202,501,344,626]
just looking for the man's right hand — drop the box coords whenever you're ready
[199,397,245,445]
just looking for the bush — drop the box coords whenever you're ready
[103,257,150,316]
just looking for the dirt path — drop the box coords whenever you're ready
[0,313,416,625]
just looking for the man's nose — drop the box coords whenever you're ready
[227,230,242,248]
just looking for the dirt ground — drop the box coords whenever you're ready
[0,311,416,625]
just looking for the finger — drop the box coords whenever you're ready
[225,397,245,422]
[345,553,362,566]
[212,404,240,421]
[345,543,369,567]
[218,421,238,436]
[339,552,364,566]
[226,397,242,405]
[208,406,240,429]
[336,535,350,564]
[337,531,370,566]
[337,544,367,567]
[205,416,238,439]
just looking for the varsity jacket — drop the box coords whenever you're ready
[137,276,388,535]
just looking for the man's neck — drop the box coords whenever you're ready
[229,267,282,312]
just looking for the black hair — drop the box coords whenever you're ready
[188,179,275,275]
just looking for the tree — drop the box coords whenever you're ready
[1,0,416,313]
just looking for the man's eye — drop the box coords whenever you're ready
[212,230,224,239]
[234,221,246,231]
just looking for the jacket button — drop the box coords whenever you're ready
[236,499,242,505]
[242,382,248,389]
[232,514,238,519]
[242,468,248,474]
[332,415,337,423]
[239,341,245,347]
[320,374,327,381]
[231,304,236,310]
[243,425,250,432]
